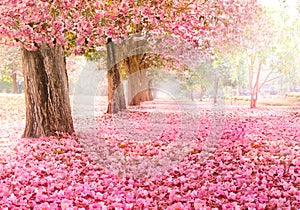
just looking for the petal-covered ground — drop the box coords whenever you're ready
[1,94,300,209]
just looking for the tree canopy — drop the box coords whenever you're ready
[0,0,259,55]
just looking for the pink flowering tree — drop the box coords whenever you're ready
[0,0,258,137]
[116,0,260,108]
[0,0,101,137]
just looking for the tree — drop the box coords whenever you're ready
[225,3,300,108]
[0,45,22,93]
[0,0,131,135]
[21,44,74,137]
[0,0,259,136]
[280,2,300,92]
[102,0,260,109]
[184,60,213,101]
[123,37,150,106]
[106,38,126,113]
[0,1,96,137]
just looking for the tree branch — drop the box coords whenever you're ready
[258,70,272,91]
[262,75,281,85]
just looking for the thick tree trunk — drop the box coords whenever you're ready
[125,55,152,105]
[21,44,74,138]
[106,38,126,114]
[139,69,149,102]
[123,34,151,106]
[11,72,18,93]
[125,55,142,106]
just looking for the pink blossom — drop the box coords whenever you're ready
[34,202,51,210]
[167,202,184,210]
[61,199,73,210]
[194,199,207,210]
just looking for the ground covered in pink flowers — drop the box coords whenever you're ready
[1,94,300,209]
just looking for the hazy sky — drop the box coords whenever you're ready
[259,0,298,17]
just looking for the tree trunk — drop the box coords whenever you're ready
[190,90,194,101]
[147,78,154,101]
[11,72,18,93]
[139,69,149,102]
[106,38,126,114]
[21,44,74,138]
[249,61,262,109]
[199,86,205,101]
[123,34,151,106]
[125,55,142,106]
[250,94,257,108]
[125,54,152,105]
[250,86,259,108]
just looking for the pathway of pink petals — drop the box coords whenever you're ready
[0,95,300,209]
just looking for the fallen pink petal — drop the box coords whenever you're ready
[1,0,300,209]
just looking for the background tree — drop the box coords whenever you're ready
[280,1,300,92]
[0,45,22,93]
[184,60,214,101]
[247,5,299,108]
[97,0,260,110]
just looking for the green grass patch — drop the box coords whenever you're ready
[259,99,292,106]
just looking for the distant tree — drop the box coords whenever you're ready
[215,3,299,108]
[0,45,22,93]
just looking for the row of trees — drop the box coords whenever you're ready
[0,0,259,137]
[229,2,300,108]
[184,1,300,108]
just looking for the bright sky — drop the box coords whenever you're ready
[259,0,298,18]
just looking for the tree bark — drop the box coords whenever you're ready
[21,44,74,138]
[124,54,142,106]
[106,38,126,114]
[11,72,18,93]
[125,54,153,105]
[123,34,152,106]
[139,69,149,102]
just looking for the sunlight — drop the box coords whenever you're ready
[259,0,298,18]
[0,138,17,156]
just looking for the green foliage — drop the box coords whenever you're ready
[185,60,214,92]
[1,74,12,83]
[0,80,12,93]
[212,5,300,97]
[84,48,106,61]
[0,45,22,89]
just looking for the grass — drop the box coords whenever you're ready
[225,95,298,107]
